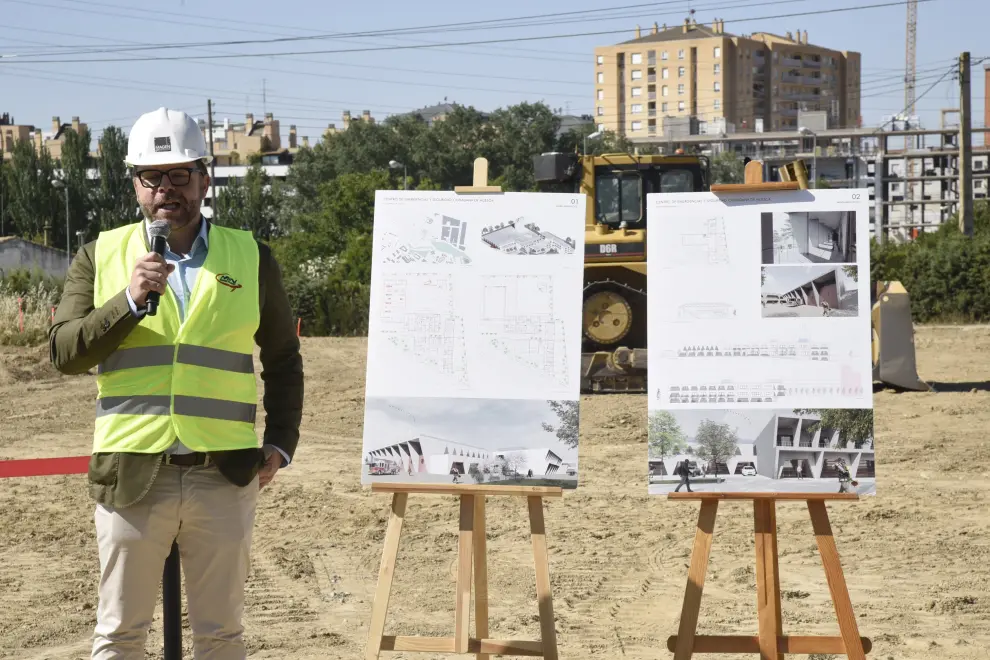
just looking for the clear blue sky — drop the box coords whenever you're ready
[0,0,985,147]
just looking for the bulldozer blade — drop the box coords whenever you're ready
[872,281,931,392]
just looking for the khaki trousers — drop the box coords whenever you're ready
[91,463,259,660]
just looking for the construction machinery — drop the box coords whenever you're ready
[871,281,930,391]
[534,151,711,393]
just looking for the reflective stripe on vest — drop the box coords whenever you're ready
[91,221,261,454]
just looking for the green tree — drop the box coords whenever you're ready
[793,409,874,448]
[484,102,560,191]
[694,418,739,479]
[555,122,632,156]
[2,139,57,242]
[215,163,281,239]
[540,400,579,448]
[648,410,687,460]
[59,126,93,246]
[710,150,745,184]
[93,125,138,231]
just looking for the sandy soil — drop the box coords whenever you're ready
[2,327,990,659]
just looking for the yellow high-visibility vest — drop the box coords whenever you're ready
[91,220,261,454]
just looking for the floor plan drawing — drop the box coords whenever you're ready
[378,213,472,265]
[678,216,730,264]
[479,274,570,387]
[376,273,469,387]
[480,219,577,255]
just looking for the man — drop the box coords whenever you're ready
[48,107,304,659]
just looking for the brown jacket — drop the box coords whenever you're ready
[48,219,304,508]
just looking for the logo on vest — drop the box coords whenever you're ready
[216,273,242,291]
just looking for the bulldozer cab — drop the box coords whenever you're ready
[591,155,708,227]
[534,150,710,392]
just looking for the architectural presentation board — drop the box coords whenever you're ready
[362,190,586,488]
[646,189,875,495]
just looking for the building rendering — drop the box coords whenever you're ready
[592,17,861,139]
[753,410,875,480]
[363,434,565,479]
[648,409,874,482]
[762,265,858,316]
[365,434,494,477]
[481,220,576,255]
[761,210,857,264]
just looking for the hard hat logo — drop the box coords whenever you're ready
[154,137,172,153]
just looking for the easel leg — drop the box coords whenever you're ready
[365,493,408,660]
[767,502,784,660]
[528,496,558,660]
[754,501,784,660]
[672,500,719,660]
[808,501,867,660]
[455,495,476,654]
[473,495,490,660]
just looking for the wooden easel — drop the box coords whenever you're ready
[365,158,563,659]
[666,160,871,659]
[365,484,562,659]
[665,493,871,659]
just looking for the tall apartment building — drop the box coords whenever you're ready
[593,17,861,140]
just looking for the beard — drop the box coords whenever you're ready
[139,194,200,229]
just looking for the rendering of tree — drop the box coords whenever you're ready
[648,411,687,460]
[502,451,528,476]
[761,267,767,286]
[793,409,874,448]
[842,265,858,282]
[694,418,739,479]
[541,400,579,448]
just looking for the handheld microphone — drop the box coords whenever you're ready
[146,219,171,317]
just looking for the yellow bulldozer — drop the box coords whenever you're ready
[532,151,929,393]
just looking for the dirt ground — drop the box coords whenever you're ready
[2,326,989,660]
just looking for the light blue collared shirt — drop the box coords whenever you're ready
[124,217,289,467]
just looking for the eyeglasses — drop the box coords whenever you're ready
[134,167,199,188]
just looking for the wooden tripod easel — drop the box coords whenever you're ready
[665,159,871,658]
[365,158,563,659]
[666,493,871,659]
[365,483,563,659]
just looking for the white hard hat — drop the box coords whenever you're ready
[125,107,212,167]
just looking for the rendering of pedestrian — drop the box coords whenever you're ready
[674,461,694,493]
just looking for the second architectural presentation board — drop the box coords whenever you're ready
[646,189,875,496]
[361,190,586,489]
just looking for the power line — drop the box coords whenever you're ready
[0,1,938,65]
[0,0,794,58]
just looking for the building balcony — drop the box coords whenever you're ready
[648,74,657,83]
[783,57,803,68]
[648,108,657,117]
[648,92,657,100]
[782,73,803,84]
[804,58,822,68]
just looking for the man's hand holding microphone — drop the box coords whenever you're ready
[128,219,172,314]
